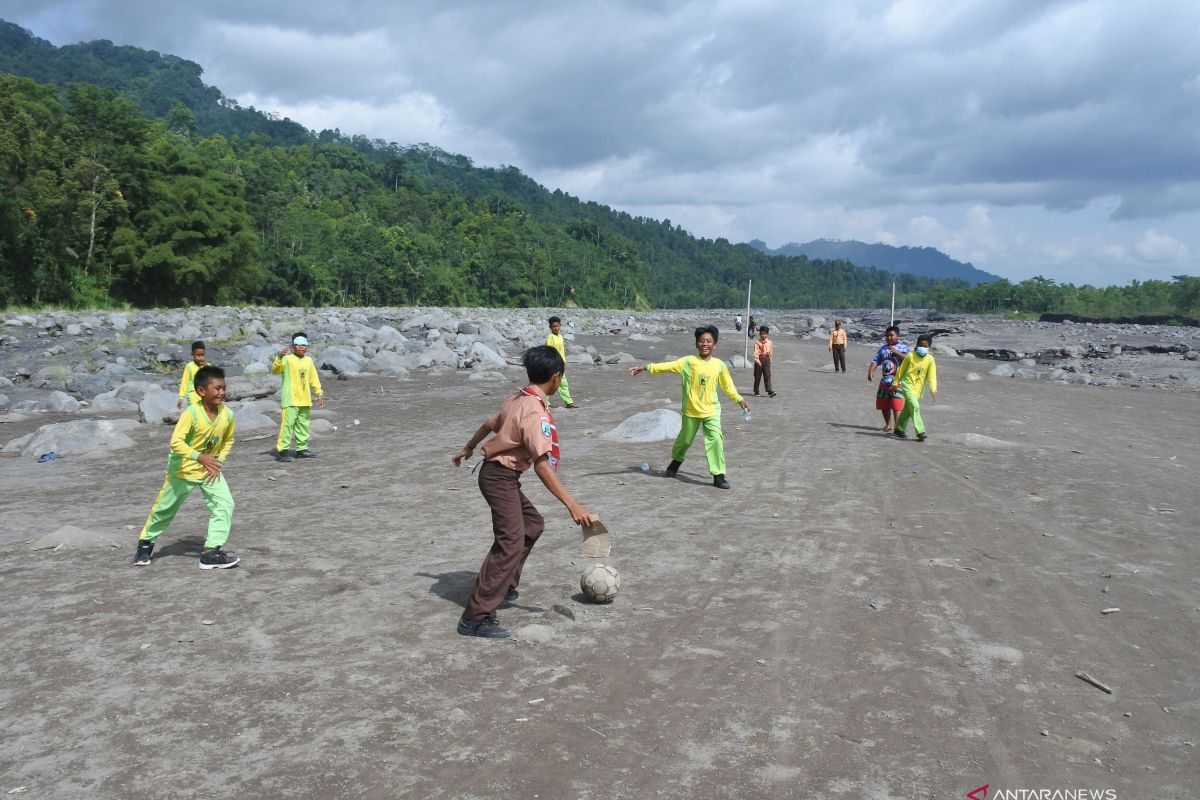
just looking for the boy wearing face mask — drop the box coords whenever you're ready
[893,335,938,441]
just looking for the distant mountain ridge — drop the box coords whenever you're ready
[748,239,1002,286]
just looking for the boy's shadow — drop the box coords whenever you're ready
[827,422,886,433]
[581,465,711,486]
[415,570,543,612]
[154,535,206,559]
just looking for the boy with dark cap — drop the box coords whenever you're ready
[452,345,597,638]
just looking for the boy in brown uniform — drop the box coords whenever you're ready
[452,345,596,638]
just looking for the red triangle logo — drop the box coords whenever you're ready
[967,786,989,800]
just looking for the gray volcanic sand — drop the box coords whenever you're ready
[1,332,1197,799]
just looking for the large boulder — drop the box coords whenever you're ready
[3,418,140,456]
[230,402,276,432]
[114,381,168,403]
[90,389,139,413]
[320,345,366,375]
[225,376,278,401]
[365,351,410,377]
[469,342,507,370]
[987,364,1015,378]
[565,353,596,366]
[45,390,82,412]
[601,409,683,443]
[138,388,179,424]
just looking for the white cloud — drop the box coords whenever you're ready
[1135,229,1191,263]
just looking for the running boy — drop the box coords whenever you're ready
[753,326,776,397]
[629,325,750,489]
[177,340,207,409]
[545,316,578,408]
[893,335,938,442]
[273,333,325,462]
[133,365,240,569]
[452,346,596,638]
[867,325,910,434]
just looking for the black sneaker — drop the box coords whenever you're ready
[665,460,682,478]
[893,430,908,439]
[295,450,317,458]
[713,474,731,489]
[504,587,519,603]
[768,391,777,397]
[917,432,928,442]
[275,450,293,463]
[133,539,154,566]
[199,548,240,570]
[457,616,512,638]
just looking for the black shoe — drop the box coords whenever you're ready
[893,430,908,439]
[665,460,682,478]
[275,450,293,463]
[457,616,512,638]
[295,449,317,458]
[504,587,519,603]
[753,392,761,396]
[133,539,154,566]
[768,391,777,397]
[917,432,928,442]
[199,548,240,570]
[713,474,730,489]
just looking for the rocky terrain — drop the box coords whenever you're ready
[1,306,1197,798]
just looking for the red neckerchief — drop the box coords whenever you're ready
[520,386,559,471]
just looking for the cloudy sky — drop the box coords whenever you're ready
[4,0,1199,286]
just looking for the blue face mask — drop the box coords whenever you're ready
[915,346,930,357]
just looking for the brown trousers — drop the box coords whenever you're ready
[753,358,773,394]
[463,460,545,622]
[831,343,846,372]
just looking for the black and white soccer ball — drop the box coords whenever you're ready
[580,563,621,603]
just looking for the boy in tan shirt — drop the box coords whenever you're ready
[828,320,848,373]
[452,345,596,638]
[753,326,776,397]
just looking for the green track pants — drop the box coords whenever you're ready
[276,405,311,452]
[138,474,234,549]
[556,374,574,406]
[672,414,726,476]
[894,385,925,436]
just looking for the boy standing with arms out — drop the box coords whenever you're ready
[134,366,240,569]
[452,346,596,638]
[828,321,848,373]
[177,340,207,409]
[753,326,777,397]
[893,335,938,441]
[867,325,910,434]
[545,316,578,408]
[273,332,325,463]
[629,325,750,490]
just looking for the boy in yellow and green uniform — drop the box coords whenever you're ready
[630,324,750,489]
[545,316,578,408]
[272,332,325,462]
[176,340,207,409]
[134,365,240,569]
[893,334,938,442]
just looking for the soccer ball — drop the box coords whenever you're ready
[580,563,621,603]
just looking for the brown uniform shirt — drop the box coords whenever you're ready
[481,388,555,472]
[754,338,774,364]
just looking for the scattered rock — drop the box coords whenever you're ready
[601,409,683,442]
[138,388,179,424]
[3,418,140,456]
[987,364,1015,377]
[29,524,121,550]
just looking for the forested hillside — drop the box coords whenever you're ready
[1,19,1197,317]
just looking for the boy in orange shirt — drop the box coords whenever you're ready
[452,346,597,638]
[753,326,776,397]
